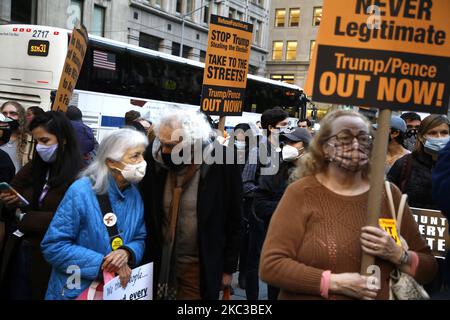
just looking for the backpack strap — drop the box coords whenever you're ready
[96,193,123,251]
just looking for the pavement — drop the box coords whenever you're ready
[229,272,268,300]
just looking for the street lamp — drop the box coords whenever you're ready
[179,0,223,57]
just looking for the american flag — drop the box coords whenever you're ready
[93,50,116,71]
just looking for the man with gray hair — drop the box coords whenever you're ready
[140,107,243,300]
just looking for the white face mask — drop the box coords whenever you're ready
[282,145,304,162]
[115,160,147,184]
[234,140,246,150]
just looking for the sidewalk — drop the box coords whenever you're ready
[230,272,268,300]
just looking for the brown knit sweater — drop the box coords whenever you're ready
[259,175,438,300]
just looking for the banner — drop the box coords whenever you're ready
[410,207,449,258]
[201,15,253,116]
[305,0,450,114]
[103,262,153,300]
[52,25,88,112]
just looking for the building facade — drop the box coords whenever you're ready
[0,0,270,75]
[266,0,323,88]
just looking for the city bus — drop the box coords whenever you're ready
[0,24,303,140]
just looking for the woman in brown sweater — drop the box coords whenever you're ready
[259,110,437,300]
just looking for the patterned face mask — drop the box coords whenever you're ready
[327,139,370,172]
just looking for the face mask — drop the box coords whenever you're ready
[161,152,185,171]
[327,141,370,172]
[8,119,19,132]
[116,160,147,184]
[282,145,303,162]
[424,137,450,155]
[403,135,417,151]
[36,143,58,163]
[276,126,291,134]
[406,129,418,138]
[0,127,11,144]
[234,141,246,150]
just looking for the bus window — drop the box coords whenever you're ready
[84,42,128,95]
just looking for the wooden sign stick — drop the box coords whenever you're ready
[360,108,392,275]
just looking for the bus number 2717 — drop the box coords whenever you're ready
[32,30,49,38]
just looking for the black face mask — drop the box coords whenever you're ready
[0,127,12,144]
[7,119,19,132]
[161,152,185,171]
[406,129,418,138]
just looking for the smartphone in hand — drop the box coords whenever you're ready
[0,182,30,206]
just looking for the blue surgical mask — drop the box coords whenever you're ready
[36,143,58,163]
[424,137,450,154]
[234,140,246,150]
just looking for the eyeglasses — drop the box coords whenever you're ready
[327,130,373,146]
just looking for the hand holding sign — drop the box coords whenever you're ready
[103,263,153,300]
[117,264,132,289]
[360,226,403,265]
[102,249,129,273]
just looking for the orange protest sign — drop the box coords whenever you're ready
[379,218,401,246]
[52,25,88,112]
[201,15,253,116]
[305,0,450,114]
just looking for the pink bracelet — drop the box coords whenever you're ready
[320,270,331,299]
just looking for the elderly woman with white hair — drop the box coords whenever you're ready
[41,128,148,300]
[141,107,243,300]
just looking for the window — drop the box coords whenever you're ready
[139,33,162,51]
[270,74,295,84]
[286,41,297,60]
[275,9,285,27]
[11,0,38,24]
[153,0,162,6]
[182,45,192,59]
[92,5,105,37]
[310,40,316,60]
[272,41,283,60]
[289,8,300,27]
[176,0,182,14]
[229,8,235,19]
[255,21,261,46]
[200,50,206,63]
[186,0,193,16]
[81,43,128,96]
[68,0,83,28]
[172,42,180,56]
[313,7,322,26]
[237,11,243,21]
[203,3,210,23]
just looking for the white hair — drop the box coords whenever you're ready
[81,128,149,194]
[153,106,215,145]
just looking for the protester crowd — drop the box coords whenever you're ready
[0,100,449,300]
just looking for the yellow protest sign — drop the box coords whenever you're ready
[305,0,450,114]
[52,25,88,112]
[379,218,401,246]
[201,15,253,116]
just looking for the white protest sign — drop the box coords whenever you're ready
[103,262,153,300]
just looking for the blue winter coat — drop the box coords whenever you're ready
[41,176,147,300]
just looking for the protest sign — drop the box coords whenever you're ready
[201,15,253,117]
[305,0,450,114]
[52,25,88,112]
[411,207,449,258]
[103,263,153,300]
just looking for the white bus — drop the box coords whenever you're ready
[0,24,303,140]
